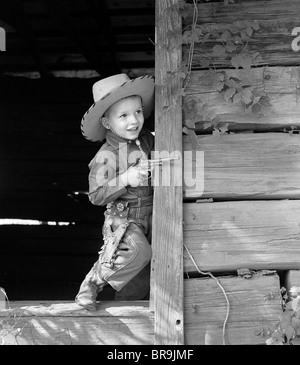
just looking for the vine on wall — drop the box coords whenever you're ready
[165,0,273,145]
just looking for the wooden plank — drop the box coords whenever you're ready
[184,200,300,273]
[151,0,184,345]
[0,301,153,345]
[184,274,282,345]
[184,67,300,132]
[1,300,151,317]
[183,0,300,68]
[183,133,300,200]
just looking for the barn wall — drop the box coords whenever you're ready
[181,0,300,345]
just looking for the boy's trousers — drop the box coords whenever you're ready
[97,196,153,296]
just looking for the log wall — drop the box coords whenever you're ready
[181,0,300,345]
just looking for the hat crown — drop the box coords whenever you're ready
[92,74,130,103]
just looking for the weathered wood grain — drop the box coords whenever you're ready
[1,300,151,317]
[183,0,300,68]
[184,274,282,345]
[0,301,154,345]
[151,0,184,345]
[183,200,300,273]
[183,133,300,200]
[184,67,300,132]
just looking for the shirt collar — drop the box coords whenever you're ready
[105,128,146,150]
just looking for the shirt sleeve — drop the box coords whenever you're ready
[88,147,128,206]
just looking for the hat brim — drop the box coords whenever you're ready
[80,75,154,142]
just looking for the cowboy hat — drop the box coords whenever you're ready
[80,74,155,142]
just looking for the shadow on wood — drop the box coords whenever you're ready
[0,301,154,345]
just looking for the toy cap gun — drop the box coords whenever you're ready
[136,155,180,172]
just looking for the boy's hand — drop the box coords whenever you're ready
[120,165,149,187]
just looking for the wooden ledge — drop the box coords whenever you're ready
[0,300,154,345]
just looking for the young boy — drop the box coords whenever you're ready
[76,73,155,310]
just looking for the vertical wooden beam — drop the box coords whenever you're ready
[150,0,184,345]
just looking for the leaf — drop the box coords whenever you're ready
[291,317,300,330]
[251,52,262,66]
[259,95,271,107]
[245,26,253,37]
[224,87,236,102]
[240,31,251,42]
[212,44,226,57]
[232,35,242,44]
[215,81,225,92]
[240,56,253,69]
[200,58,211,68]
[235,20,247,29]
[291,297,300,311]
[285,325,296,341]
[225,78,238,89]
[231,54,243,69]
[237,268,253,278]
[241,88,253,104]
[218,122,230,134]
[178,5,190,19]
[290,286,300,296]
[250,20,260,31]
[212,129,221,136]
[225,41,237,53]
[233,92,242,104]
[228,26,240,35]
[252,103,261,115]
[203,122,213,130]
[266,337,274,345]
[185,118,196,129]
[217,30,232,42]
[182,127,189,135]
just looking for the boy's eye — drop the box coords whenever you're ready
[136,109,143,115]
[119,114,127,118]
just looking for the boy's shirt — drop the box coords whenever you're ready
[88,128,154,206]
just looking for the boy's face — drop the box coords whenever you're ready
[102,96,144,140]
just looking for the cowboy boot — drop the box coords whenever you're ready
[75,261,106,311]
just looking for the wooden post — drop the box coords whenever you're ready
[150,0,184,345]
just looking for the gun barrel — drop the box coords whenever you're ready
[157,155,180,163]
[138,155,180,169]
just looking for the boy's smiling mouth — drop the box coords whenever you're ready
[127,126,139,132]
